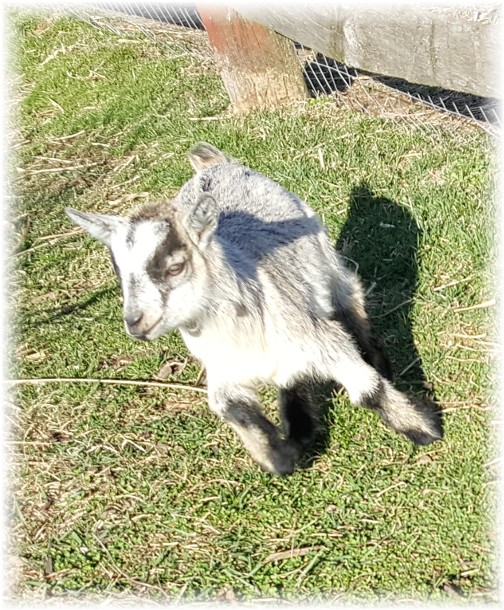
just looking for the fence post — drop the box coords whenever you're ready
[197,4,308,113]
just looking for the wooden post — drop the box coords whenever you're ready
[197,4,308,113]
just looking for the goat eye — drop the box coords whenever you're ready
[165,262,184,277]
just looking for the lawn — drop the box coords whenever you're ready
[7,8,498,604]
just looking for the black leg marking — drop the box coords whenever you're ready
[335,309,393,381]
[363,330,393,381]
[360,380,388,419]
[279,382,319,447]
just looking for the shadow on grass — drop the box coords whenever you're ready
[24,285,119,328]
[299,182,441,469]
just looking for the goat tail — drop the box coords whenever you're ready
[362,379,443,445]
[188,142,233,171]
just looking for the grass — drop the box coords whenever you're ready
[7,9,498,605]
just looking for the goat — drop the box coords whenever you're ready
[66,143,442,475]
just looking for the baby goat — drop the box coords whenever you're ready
[66,143,442,475]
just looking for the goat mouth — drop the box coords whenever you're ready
[128,316,164,341]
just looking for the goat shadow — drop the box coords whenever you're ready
[299,182,441,468]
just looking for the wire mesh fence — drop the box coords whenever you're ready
[58,2,501,137]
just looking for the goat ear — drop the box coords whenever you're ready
[187,142,231,172]
[65,208,126,247]
[184,194,218,250]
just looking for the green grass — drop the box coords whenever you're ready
[8,10,498,604]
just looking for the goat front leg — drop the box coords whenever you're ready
[208,383,299,475]
[279,381,320,447]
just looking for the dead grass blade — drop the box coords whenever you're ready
[16,162,99,175]
[264,545,324,563]
[454,299,495,312]
[5,377,208,394]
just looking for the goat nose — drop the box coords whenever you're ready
[124,311,144,330]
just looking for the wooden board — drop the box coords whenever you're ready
[228,4,501,98]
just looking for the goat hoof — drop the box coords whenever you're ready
[263,444,299,476]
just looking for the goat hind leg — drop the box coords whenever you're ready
[361,377,442,445]
[327,351,442,445]
[209,384,299,475]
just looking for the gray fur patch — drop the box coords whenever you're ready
[145,227,187,286]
